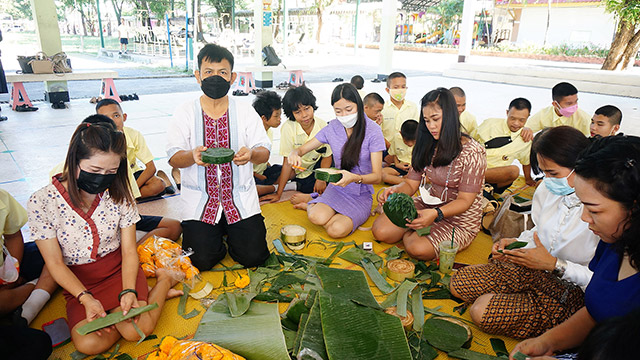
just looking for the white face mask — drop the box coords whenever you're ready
[337,113,358,128]
[0,244,19,285]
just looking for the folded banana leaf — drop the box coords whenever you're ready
[380,280,416,308]
[422,317,470,352]
[338,247,384,269]
[194,298,290,360]
[319,293,412,360]
[448,348,501,360]
[295,294,328,360]
[315,265,380,309]
[396,280,417,317]
[412,287,425,332]
[284,298,311,326]
[383,246,404,261]
[225,292,257,317]
[489,338,509,358]
[76,303,158,335]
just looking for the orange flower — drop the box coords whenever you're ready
[234,274,250,289]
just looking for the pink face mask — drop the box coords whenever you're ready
[557,103,578,117]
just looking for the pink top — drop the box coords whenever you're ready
[27,178,140,266]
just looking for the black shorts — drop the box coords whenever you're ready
[388,164,408,176]
[120,38,129,45]
[136,215,163,232]
[254,164,282,186]
[133,170,143,179]
[19,242,45,282]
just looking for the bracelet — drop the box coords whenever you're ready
[552,258,567,278]
[356,175,363,184]
[434,207,444,223]
[76,290,93,304]
[118,288,138,302]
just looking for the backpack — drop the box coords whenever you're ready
[262,45,281,66]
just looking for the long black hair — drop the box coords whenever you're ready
[530,126,590,176]
[331,83,366,171]
[60,115,133,208]
[411,88,462,171]
[574,135,640,270]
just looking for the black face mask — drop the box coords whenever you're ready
[201,75,230,100]
[77,170,116,194]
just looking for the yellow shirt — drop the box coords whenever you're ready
[381,99,420,142]
[279,117,332,179]
[459,110,478,138]
[0,190,27,245]
[527,106,590,136]
[253,128,273,175]
[48,127,149,198]
[388,134,414,164]
[475,118,532,168]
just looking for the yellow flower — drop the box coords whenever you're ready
[234,274,250,289]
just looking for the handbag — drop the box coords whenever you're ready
[488,193,534,242]
[28,52,54,74]
[51,52,72,73]
[17,55,36,73]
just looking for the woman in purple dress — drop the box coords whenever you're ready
[289,83,385,238]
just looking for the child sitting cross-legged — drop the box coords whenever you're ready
[382,119,417,185]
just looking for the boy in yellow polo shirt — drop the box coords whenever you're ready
[262,86,333,204]
[590,105,622,138]
[475,98,536,193]
[526,82,590,136]
[363,92,385,126]
[382,120,417,185]
[381,72,419,149]
[450,86,478,138]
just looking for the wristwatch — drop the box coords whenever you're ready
[552,258,567,278]
[356,175,363,184]
[434,207,444,223]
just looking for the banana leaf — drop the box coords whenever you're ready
[225,292,257,317]
[412,287,425,332]
[361,258,395,294]
[396,280,417,317]
[407,331,438,360]
[178,285,201,319]
[423,317,470,352]
[322,242,345,265]
[295,294,328,360]
[319,293,412,360]
[489,338,509,358]
[380,280,417,308]
[284,298,311,326]
[194,298,290,360]
[448,349,501,360]
[76,303,158,335]
[338,247,383,269]
[512,351,528,360]
[315,265,380,309]
[383,246,404,261]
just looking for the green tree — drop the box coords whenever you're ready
[428,0,464,33]
[0,0,33,20]
[59,0,96,36]
[602,0,640,70]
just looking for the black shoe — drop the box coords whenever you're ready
[119,95,127,101]
[371,78,381,83]
[127,94,135,101]
[51,101,66,109]
[164,185,176,195]
[15,104,39,112]
[132,93,139,100]
[332,77,343,82]
[0,116,7,121]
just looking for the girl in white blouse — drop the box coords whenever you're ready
[28,117,181,355]
[450,126,599,339]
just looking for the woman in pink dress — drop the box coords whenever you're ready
[373,87,486,260]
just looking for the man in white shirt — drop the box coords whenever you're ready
[117,19,129,54]
[166,44,271,270]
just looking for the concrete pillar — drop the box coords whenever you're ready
[378,0,397,80]
[254,0,274,88]
[30,0,69,103]
[457,0,476,63]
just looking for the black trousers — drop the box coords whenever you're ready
[182,213,269,271]
[0,325,52,360]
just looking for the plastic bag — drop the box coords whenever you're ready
[0,244,19,285]
[137,236,199,286]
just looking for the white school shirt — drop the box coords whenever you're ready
[517,184,599,289]
[166,97,271,224]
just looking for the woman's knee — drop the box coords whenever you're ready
[326,221,351,239]
[160,218,182,241]
[307,206,331,226]
[469,294,493,324]
[404,236,436,261]
[73,335,116,355]
[372,216,403,243]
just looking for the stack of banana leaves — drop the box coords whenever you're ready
[193,240,507,360]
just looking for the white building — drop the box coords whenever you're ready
[493,0,617,48]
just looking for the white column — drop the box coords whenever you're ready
[457,0,476,63]
[378,0,397,79]
[254,0,274,88]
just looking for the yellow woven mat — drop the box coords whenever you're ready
[34,183,524,359]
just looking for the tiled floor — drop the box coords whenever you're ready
[2,74,639,222]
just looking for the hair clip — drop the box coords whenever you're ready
[625,158,636,168]
[86,123,91,127]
